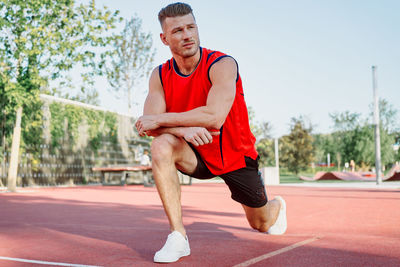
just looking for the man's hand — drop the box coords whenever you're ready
[135,115,160,136]
[181,127,219,147]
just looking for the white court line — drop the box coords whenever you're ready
[0,256,102,267]
[232,236,322,267]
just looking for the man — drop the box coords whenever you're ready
[140,150,153,186]
[135,2,287,263]
[140,150,151,167]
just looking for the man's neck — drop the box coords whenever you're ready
[173,48,201,75]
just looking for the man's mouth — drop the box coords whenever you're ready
[183,42,194,48]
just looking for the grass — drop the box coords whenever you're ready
[200,167,383,185]
[279,173,304,184]
[278,167,379,184]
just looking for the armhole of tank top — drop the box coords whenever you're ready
[206,51,217,63]
[207,55,239,83]
[158,64,163,88]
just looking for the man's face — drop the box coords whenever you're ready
[160,13,200,58]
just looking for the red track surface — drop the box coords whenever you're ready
[1,184,400,266]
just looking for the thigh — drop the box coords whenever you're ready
[220,156,268,208]
[174,140,199,175]
[179,144,215,179]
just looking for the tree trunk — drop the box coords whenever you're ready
[7,106,23,192]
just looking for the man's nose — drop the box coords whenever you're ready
[182,28,192,39]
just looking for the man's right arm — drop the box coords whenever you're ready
[143,67,166,116]
[141,67,217,146]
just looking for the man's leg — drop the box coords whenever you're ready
[242,200,281,232]
[151,133,198,237]
[220,156,287,234]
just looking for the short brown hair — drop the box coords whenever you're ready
[158,2,194,26]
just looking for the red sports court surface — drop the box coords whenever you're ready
[1,183,400,266]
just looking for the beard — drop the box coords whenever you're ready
[172,37,201,58]
[181,44,199,58]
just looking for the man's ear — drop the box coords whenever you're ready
[160,33,168,46]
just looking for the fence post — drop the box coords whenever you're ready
[275,138,280,182]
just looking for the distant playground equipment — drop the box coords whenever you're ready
[300,163,400,182]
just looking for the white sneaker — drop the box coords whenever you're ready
[154,231,191,263]
[267,196,287,235]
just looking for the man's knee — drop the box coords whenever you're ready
[151,134,181,162]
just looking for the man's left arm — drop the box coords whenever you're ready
[136,57,237,134]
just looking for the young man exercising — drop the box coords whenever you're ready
[135,2,287,263]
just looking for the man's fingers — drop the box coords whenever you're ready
[195,136,204,146]
[135,121,141,132]
[210,131,220,136]
[200,134,210,144]
[204,131,213,143]
[199,135,209,145]
[135,119,141,128]
[196,130,209,145]
[191,139,199,146]
[184,136,199,146]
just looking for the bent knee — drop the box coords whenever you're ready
[151,134,182,162]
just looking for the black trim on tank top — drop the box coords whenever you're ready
[158,65,163,87]
[172,47,203,77]
[168,59,171,70]
[219,126,224,167]
[207,55,239,83]
[206,51,217,63]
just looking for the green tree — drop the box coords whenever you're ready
[247,106,275,166]
[255,122,275,167]
[313,133,337,166]
[107,16,155,115]
[330,111,362,131]
[369,98,399,134]
[352,125,395,169]
[0,0,121,153]
[280,116,314,174]
[256,138,275,167]
[394,132,400,162]
[329,111,362,165]
[248,106,260,137]
[329,102,397,170]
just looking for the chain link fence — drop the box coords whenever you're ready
[0,95,150,187]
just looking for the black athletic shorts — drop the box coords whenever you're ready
[180,147,268,208]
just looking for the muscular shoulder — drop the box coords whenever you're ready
[208,56,238,83]
[149,66,163,91]
[210,56,237,71]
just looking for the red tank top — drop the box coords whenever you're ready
[159,47,258,175]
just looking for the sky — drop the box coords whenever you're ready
[84,0,400,137]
